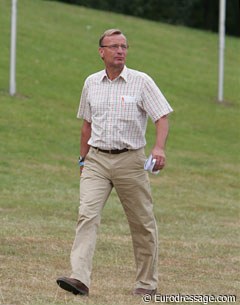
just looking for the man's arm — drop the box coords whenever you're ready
[151,115,169,171]
[80,120,91,174]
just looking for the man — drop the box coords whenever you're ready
[57,29,173,297]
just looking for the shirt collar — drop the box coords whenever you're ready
[99,65,128,83]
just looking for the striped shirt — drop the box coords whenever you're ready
[77,66,173,150]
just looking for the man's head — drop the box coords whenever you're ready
[98,29,128,71]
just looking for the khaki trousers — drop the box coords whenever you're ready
[70,147,158,290]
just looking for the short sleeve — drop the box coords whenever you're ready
[141,74,173,122]
[76,80,92,122]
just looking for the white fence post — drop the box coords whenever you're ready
[9,0,17,96]
[218,0,226,102]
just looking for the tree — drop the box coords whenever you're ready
[49,0,240,37]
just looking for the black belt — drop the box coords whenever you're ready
[92,146,129,154]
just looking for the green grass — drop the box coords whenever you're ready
[0,0,239,304]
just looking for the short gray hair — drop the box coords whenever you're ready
[99,29,126,47]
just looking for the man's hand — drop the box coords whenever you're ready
[151,146,166,171]
[80,166,84,176]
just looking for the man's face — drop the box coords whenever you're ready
[99,34,128,70]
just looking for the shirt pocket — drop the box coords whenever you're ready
[120,95,138,121]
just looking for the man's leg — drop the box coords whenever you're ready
[113,149,158,291]
[70,148,113,288]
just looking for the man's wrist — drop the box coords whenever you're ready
[153,145,165,152]
[78,156,85,166]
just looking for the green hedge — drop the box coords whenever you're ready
[48,0,239,37]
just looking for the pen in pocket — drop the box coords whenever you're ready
[121,96,125,107]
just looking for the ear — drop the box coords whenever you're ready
[98,47,104,60]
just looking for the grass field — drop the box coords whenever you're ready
[0,0,239,304]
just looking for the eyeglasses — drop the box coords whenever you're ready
[100,44,129,50]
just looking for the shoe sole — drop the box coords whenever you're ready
[56,278,88,296]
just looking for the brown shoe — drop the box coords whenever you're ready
[56,277,89,296]
[133,287,157,296]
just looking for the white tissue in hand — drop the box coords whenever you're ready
[144,155,160,175]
